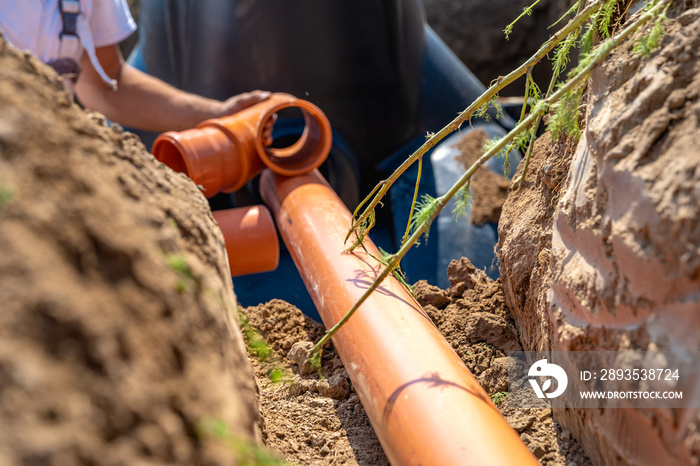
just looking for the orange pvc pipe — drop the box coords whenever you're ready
[152,93,332,197]
[260,169,537,466]
[212,206,279,277]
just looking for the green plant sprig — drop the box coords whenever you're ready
[513,0,617,186]
[512,24,576,187]
[312,0,670,366]
[197,416,290,465]
[549,1,583,30]
[498,69,540,177]
[504,0,542,40]
[239,310,294,384]
[491,391,509,407]
[401,155,424,247]
[453,182,473,220]
[633,2,669,57]
[0,184,16,212]
[344,0,607,252]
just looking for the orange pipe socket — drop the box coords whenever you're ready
[260,169,537,466]
[152,93,332,197]
[212,206,279,277]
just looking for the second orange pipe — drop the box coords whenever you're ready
[260,169,537,466]
[212,206,279,277]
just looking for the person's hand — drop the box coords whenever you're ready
[219,90,271,115]
[218,90,276,146]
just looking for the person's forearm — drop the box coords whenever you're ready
[78,63,223,132]
[76,45,270,133]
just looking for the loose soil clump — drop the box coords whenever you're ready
[243,300,388,465]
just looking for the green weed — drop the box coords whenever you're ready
[196,416,291,466]
[633,6,668,57]
[238,312,274,362]
[473,94,505,122]
[409,194,439,245]
[491,392,509,407]
[452,183,473,221]
[239,311,294,384]
[165,253,197,293]
[0,185,16,211]
[504,0,542,40]
[547,83,586,141]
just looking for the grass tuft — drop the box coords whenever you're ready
[165,253,197,293]
[0,185,16,211]
[490,391,509,407]
[196,416,290,465]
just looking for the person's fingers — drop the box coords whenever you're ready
[238,90,271,107]
[224,90,271,114]
[218,92,276,144]
[263,113,278,147]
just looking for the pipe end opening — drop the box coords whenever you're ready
[153,136,190,176]
[256,102,331,176]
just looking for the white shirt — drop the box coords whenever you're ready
[0,0,137,87]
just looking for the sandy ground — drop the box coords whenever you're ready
[242,300,388,465]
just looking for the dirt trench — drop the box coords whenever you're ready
[242,258,590,465]
[0,36,260,465]
[0,24,547,466]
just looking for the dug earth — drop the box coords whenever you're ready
[0,36,261,464]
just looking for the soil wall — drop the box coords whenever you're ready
[498,7,700,465]
[0,36,259,465]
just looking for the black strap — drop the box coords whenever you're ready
[47,0,82,82]
[58,0,80,39]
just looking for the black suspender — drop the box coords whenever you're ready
[58,0,80,39]
[47,0,82,82]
